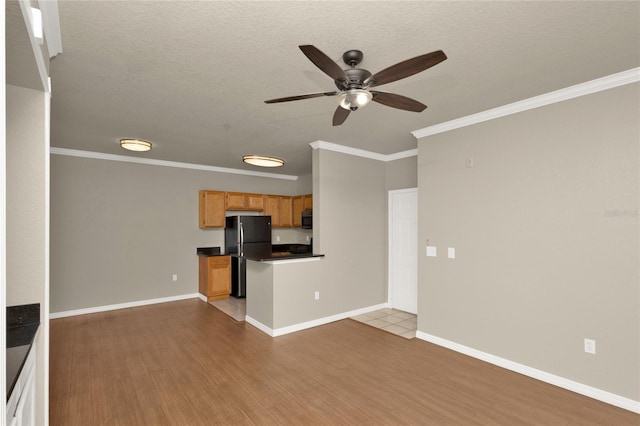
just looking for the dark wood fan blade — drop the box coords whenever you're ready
[265,91,338,104]
[332,106,350,126]
[299,45,348,84]
[371,91,427,112]
[365,50,447,88]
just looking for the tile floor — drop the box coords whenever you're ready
[209,299,417,340]
[350,308,417,339]
[209,297,246,322]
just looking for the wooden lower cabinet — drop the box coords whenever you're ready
[198,255,231,301]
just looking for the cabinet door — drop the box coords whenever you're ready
[199,190,225,228]
[292,196,304,227]
[199,256,231,301]
[225,192,246,210]
[278,196,293,227]
[245,193,265,211]
[208,256,231,298]
[263,195,280,226]
[303,194,313,211]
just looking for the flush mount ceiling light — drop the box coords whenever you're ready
[242,155,284,168]
[337,89,373,111]
[120,138,152,152]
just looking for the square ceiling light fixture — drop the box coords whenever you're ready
[120,138,152,152]
[242,155,284,167]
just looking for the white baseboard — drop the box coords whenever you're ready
[416,331,640,414]
[245,315,275,336]
[246,302,390,337]
[49,293,200,319]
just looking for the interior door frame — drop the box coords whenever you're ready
[387,187,418,313]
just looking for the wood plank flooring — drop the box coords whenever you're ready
[50,299,639,425]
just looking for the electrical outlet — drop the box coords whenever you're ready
[306,235,310,243]
[314,291,320,300]
[275,235,281,242]
[466,157,474,168]
[426,246,437,257]
[584,338,596,354]
[172,274,178,281]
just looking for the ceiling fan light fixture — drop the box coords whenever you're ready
[338,89,373,110]
[243,155,285,168]
[120,138,152,152]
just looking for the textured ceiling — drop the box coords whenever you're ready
[16,1,640,175]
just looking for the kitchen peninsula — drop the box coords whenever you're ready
[244,254,325,337]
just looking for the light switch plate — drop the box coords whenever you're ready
[584,338,596,354]
[426,246,437,257]
[448,247,455,259]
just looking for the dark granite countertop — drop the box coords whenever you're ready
[244,252,324,262]
[196,247,226,257]
[7,303,40,401]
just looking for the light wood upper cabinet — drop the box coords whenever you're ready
[278,196,293,227]
[225,192,265,211]
[303,194,312,211]
[245,193,265,210]
[198,255,231,301]
[293,194,312,227]
[199,190,310,228]
[263,194,280,226]
[199,190,226,228]
[264,195,293,228]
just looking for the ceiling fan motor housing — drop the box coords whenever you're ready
[336,68,372,91]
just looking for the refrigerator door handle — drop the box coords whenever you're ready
[239,222,244,255]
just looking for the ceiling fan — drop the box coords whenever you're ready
[265,45,447,126]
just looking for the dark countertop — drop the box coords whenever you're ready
[197,245,318,260]
[196,247,226,257]
[7,303,40,401]
[244,252,324,262]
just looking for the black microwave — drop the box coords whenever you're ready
[301,210,312,229]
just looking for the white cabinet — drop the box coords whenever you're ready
[6,343,37,426]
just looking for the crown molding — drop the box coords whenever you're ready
[18,0,50,92]
[309,141,417,162]
[412,67,640,140]
[50,148,299,181]
[39,0,63,58]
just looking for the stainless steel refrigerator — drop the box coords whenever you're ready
[224,216,272,297]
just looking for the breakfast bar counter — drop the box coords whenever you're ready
[245,256,326,336]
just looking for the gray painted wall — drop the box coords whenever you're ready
[312,148,388,314]
[386,156,417,191]
[50,155,311,313]
[417,83,639,400]
[6,84,48,426]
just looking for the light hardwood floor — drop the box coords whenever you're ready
[50,299,638,425]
